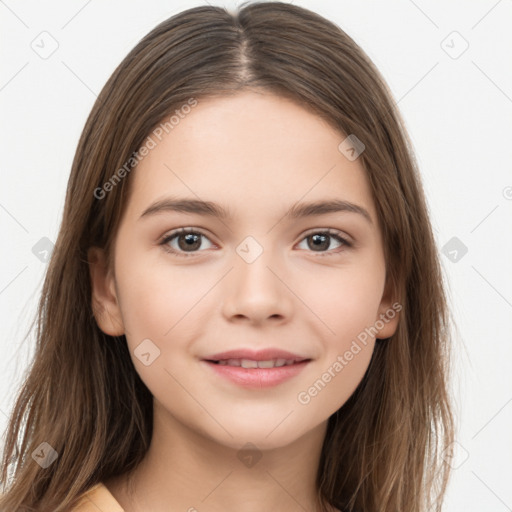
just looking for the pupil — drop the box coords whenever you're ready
[179,233,200,251]
[310,234,328,251]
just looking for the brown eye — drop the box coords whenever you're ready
[160,228,214,257]
[308,233,331,251]
[297,230,352,256]
[176,232,202,251]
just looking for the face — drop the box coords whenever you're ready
[89,90,399,451]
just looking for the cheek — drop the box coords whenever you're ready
[113,261,204,404]
[297,261,385,341]
[115,247,207,340]
[296,271,381,413]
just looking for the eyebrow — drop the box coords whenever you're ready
[139,197,373,224]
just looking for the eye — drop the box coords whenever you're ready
[296,229,352,256]
[159,228,215,257]
[159,227,352,258]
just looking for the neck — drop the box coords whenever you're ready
[106,401,335,512]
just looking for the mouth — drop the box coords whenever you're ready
[201,350,312,388]
[206,357,309,368]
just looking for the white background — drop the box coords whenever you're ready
[1,1,511,509]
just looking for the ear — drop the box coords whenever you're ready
[374,276,401,340]
[87,246,125,336]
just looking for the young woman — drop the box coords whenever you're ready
[0,2,455,511]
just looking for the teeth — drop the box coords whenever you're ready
[241,359,258,368]
[257,360,275,368]
[214,358,304,368]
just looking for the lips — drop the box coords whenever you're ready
[204,348,310,364]
[213,358,302,368]
[202,348,312,388]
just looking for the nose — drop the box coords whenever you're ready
[221,248,293,325]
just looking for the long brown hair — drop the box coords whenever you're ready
[0,2,455,510]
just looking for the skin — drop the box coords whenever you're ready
[88,90,399,512]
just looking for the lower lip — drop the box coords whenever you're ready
[203,360,310,388]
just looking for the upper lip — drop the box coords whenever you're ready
[204,348,310,362]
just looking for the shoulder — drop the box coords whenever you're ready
[69,482,125,512]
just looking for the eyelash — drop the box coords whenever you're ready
[158,227,352,258]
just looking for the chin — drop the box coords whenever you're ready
[201,416,317,453]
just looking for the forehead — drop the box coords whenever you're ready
[125,91,376,223]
